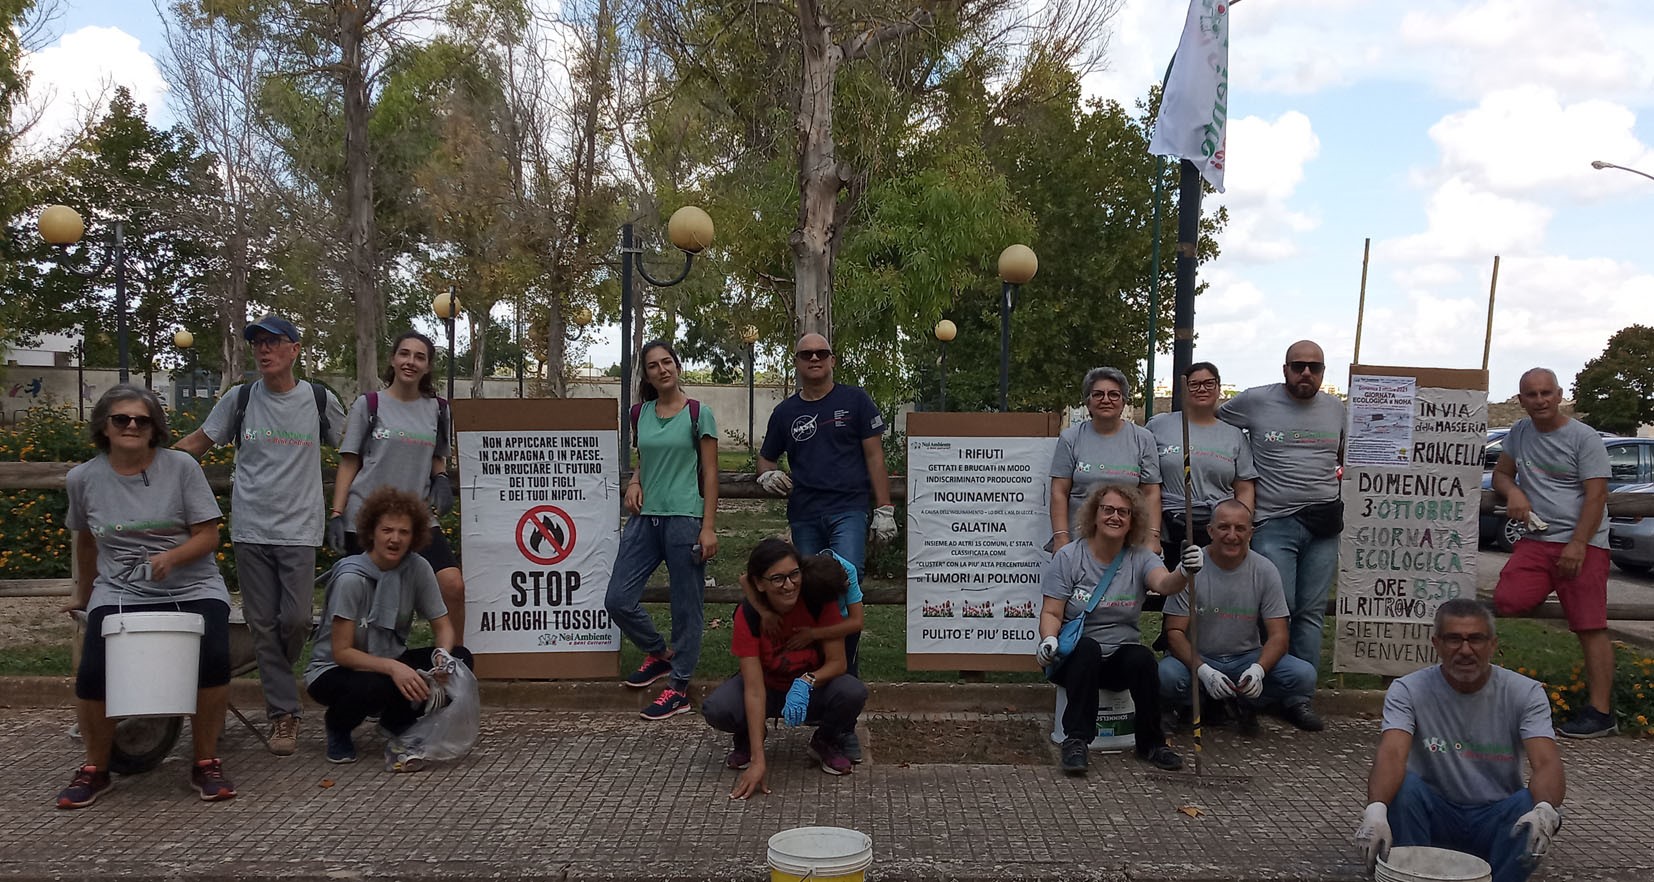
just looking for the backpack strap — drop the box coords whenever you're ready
[311,381,331,442]
[231,382,253,448]
[629,402,644,449]
[436,397,449,453]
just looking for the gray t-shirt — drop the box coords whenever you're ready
[1162,551,1288,655]
[1381,664,1553,805]
[340,392,449,528]
[1146,413,1258,518]
[1504,417,1610,548]
[1218,384,1345,521]
[1040,543,1165,656]
[66,448,231,611]
[1049,421,1161,527]
[304,553,447,686]
[198,380,346,545]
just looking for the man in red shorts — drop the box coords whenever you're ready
[1491,367,1614,738]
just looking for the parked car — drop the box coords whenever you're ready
[1608,482,1654,576]
[1480,436,1654,552]
[1483,428,1510,471]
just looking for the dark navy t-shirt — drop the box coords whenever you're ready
[760,384,886,520]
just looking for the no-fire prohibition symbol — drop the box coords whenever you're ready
[515,505,577,566]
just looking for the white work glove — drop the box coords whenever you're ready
[1034,635,1060,667]
[1355,801,1392,874]
[1196,663,1236,699]
[1525,512,1549,532]
[1512,801,1560,864]
[1236,663,1267,699]
[871,505,898,543]
[757,469,793,495]
[1178,543,1204,576]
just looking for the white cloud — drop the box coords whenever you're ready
[19,26,168,147]
[1211,111,1321,263]
[1380,178,1551,264]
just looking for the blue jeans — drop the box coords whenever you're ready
[603,515,705,689]
[1250,516,1338,670]
[1391,772,1536,882]
[1157,649,1317,708]
[790,509,870,577]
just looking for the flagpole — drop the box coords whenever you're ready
[1170,159,1201,412]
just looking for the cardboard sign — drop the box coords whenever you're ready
[454,399,620,679]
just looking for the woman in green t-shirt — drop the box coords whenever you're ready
[604,340,720,720]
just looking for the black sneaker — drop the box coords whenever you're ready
[56,765,113,810]
[1140,744,1184,771]
[640,686,692,720]
[1233,699,1260,737]
[1558,706,1617,739]
[1281,702,1325,732]
[190,758,236,802]
[1059,737,1089,776]
[326,726,358,764]
[624,654,673,689]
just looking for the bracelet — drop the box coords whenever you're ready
[1053,530,1070,535]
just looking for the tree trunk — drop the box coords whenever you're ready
[219,223,249,390]
[468,312,486,398]
[546,294,568,398]
[790,0,841,340]
[339,5,379,393]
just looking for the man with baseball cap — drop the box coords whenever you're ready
[177,315,345,756]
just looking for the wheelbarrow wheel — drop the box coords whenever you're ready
[108,716,184,775]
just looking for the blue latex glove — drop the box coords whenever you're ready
[782,677,813,727]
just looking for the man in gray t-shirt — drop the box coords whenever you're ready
[1492,367,1615,740]
[1158,500,1320,731]
[1356,599,1563,882]
[1217,340,1346,673]
[176,315,345,755]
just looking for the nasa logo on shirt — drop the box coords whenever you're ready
[791,413,818,442]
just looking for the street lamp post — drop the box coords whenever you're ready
[174,329,194,405]
[432,288,461,403]
[39,205,131,383]
[740,325,759,456]
[619,206,713,457]
[1591,159,1654,183]
[934,319,957,411]
[996,244,1038,412]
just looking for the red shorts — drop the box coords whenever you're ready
[1493,538,1609,632]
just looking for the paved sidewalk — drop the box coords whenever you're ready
[3,702,1651,882]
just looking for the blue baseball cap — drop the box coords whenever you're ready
[244,315,301,343]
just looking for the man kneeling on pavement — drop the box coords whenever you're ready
[1355,598,1564,882]
[1159,499,1322,733]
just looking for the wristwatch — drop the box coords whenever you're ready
[802,672,818,687]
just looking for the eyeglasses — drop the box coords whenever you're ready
[794,349,833,362]
[1097,504,1131,518]
[1437,633,1492,650]
[109,414,154,430]
[251,336,289,350]
[1187,379,1219,391]
[1287,361,1326,374]
[1087,390,1124,402]
[761,568,803,587]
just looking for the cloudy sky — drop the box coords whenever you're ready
[22,0,1654,399]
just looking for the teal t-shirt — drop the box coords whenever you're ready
[638,400,718,517]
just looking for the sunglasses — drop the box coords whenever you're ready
[1288,361,1326,374]
[109,414,154,430]
[794,349,833,361]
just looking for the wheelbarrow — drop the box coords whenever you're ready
[71,606,271,774]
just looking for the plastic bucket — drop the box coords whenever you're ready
[101,611,205,718]
[1376,846,1492,882]
[767,826,873,882]
[1051,689,1137,751]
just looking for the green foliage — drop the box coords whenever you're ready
[1574,325,1654,435]
[1514,645,1654,739]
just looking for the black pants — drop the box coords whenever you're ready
[701,673,868,742]
[1050,638,1165,756]
[308,646,474,735]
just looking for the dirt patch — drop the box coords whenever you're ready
[0,596,73,647]
[867,716,1053,765]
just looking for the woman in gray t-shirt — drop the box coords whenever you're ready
[1049,367,1162,554]
[58,385,237,809]
[1145,361,1257,570]
[329,330,467,636]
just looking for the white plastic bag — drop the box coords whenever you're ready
[384,650,479,771]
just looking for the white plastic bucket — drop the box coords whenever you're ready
[101,611,205,718]
[1051,688,1136,751]
[767,826,873,882]
[1376,846,1492,882]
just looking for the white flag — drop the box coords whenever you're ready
[1149,0,1231,193]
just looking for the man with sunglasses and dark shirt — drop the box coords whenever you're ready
[1218,340,1344,726]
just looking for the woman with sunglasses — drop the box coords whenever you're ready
[703,538,867,798]
[603,339,719,721]
[58,385,237,808]
[1049,367,1162,554]
[1145,362,1257,571]
[1035,483,1202,776]
[328,330,465,634]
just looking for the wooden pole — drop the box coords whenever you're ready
[1352,238,1371,364]
[1482,255,1501,371]
[1182,406,1201,777]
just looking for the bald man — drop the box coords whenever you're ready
[1218,340,1345,690]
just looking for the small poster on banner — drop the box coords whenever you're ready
[1347,374,1416,466]
[457,428,621,654]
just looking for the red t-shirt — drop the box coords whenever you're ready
[731,599,844,691]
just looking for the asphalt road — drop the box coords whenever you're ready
[1476,547,1654,646]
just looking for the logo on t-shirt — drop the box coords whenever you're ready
[791,413,818,442]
